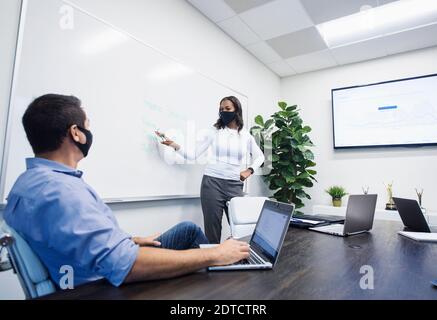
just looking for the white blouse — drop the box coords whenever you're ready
[176,127,265,181]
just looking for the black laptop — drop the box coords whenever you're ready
[393,197,437,233]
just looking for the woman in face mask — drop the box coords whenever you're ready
[156,96,265,244]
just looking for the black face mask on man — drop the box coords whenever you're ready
[219,111,236,126]
[74,126,93,157]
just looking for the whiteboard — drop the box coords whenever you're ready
[0,0,248,203]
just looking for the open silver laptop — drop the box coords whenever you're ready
[309,194,377,237]
[205,200,294,271]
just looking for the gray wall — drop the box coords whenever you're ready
[0,0,24,300]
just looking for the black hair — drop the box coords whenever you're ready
[213,96,244,132]
[22,94,86,154]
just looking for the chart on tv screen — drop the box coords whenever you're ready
[333,75,437,148]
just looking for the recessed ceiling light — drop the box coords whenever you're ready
[316,0,437,48]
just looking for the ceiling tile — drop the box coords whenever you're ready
[267,27,327,58]
[286,49,337,73]
[188,0,436,76]
[239,0,314,40]
[267,60,297,77]
[245,41,282,64]
[187,0,236,23]
[300,0,397,25]
[381,24,437,56]
[217,16,261,46]
[330,38,387,65]
[224,0,274,14]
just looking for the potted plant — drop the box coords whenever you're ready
[250,102,317,214]
[325,186,348,207]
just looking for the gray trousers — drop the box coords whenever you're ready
[200,175,244,244]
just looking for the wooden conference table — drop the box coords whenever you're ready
[42,221,437,300]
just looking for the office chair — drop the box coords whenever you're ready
[0,221,56,299]
[227,197,268,239]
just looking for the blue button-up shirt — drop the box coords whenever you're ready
[4,158,139,287]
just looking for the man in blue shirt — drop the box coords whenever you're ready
[4,94,249,288]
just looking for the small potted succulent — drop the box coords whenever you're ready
[325,186,348,207]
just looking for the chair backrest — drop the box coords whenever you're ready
[227,197,268,239]
[0,221,56,299]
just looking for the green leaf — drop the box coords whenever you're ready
[269,184,280,191]
[297,145,307,152]
[295,189,308,197]
[302,126,312,133]
[264,119,274,128]
[293,198,304,209]
[303,141,315,147]
[289,139,299,147]
[273,190,283,198]
[274,119,286,128]
[274,178,285,187]
[292,153,304,162]
[294,118,303,127]
[290,183,304,190]
[250,126,262,137]
[278,101,287,110]
[254,115,264,126]
[286,105,297,112]
[282,170,294,180]
[303,150,314,160]
[279,111,291,118]
[297,172,310,179]
[301,179,314,188]
[307,169,317,175]
[287,166,296,176]
[285,176,296,184]
[306,161,316,167]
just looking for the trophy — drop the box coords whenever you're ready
[384,182,396,211]
[415,188,425,213]
[362,186,369,194]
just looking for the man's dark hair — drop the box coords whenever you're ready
[22,94,86,154]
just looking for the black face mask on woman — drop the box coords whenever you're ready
[74,126,93,157]
[220,111,236,126]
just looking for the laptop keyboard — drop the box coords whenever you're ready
[234,249,264,265]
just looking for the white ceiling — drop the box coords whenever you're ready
[187,0,437,77]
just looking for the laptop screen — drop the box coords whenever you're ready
[250,202,292,263]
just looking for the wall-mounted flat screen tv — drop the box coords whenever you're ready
[332,73,437,149]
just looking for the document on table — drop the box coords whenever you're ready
[290,217,324,225]
[398,231,437,242]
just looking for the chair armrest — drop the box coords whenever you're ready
[1,234,14,247]
[0,234,14,272]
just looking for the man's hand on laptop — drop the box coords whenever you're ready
[132,233,162,247]
[211,239,250,266]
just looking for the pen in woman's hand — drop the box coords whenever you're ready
[154,130,166,141]
[155,130,179,150]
